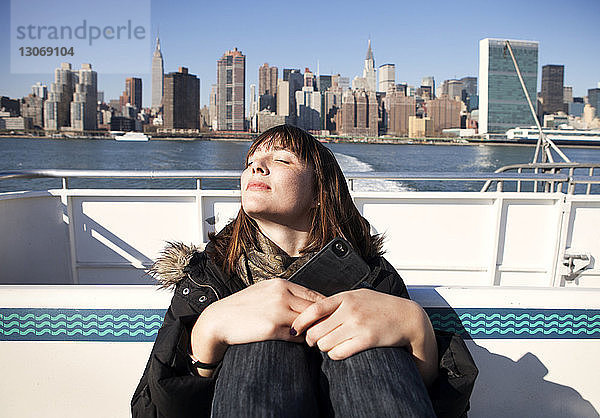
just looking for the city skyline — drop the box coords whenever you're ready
[0,0,599,108]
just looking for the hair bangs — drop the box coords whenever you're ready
[247,125,314,164]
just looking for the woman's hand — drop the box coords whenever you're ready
[291,288,439,387]
[190,279,324,376]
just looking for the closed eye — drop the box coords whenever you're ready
[275,159,289,164]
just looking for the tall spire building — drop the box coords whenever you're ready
[152,35,164,111]
[363,40,376,92]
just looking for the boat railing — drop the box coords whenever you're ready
[480,162,600,194]
[1,167,598,194]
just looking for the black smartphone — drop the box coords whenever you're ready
[288,237,371,296]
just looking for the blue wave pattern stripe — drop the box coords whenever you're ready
[0,308,168,342]
[1,308,599,342]
[425,308,600,340]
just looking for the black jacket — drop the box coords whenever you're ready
[131,244,478,417]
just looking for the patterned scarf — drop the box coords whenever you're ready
[235,230,316,285]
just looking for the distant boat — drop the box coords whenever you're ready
[506,126,600,146]
[111,131,149,141]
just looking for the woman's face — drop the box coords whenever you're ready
[241,144,316,229]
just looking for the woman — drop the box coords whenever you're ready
[132,125,477,417]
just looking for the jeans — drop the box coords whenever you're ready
[211,340,435,417]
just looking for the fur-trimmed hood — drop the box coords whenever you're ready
[147,242,206,289]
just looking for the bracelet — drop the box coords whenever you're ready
[189,352,221,370]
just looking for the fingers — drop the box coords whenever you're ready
[291,295,342,335]
[285,280,325,303]
[326,338,371,360]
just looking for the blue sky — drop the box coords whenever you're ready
[1,0,599,108]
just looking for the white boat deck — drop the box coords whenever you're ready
[1,169,599,417]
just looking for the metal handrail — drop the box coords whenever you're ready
[480,162,600,194]
[0,169,569,182]
[0,168,573,192]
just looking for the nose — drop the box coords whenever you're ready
[251,157,269,175]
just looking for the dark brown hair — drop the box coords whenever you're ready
[210,124,384,274]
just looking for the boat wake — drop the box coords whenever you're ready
[334,152,413,192]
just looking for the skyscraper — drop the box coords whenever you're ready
[70,63,98,131]
[44,63,74,131]
[460,76,478,111]
[541,65,566,116]
[163,67,200,130]
[123,77,142,111]
[363,40,376,92]
[258,63,278,96]
[340,89,377,137]
[152,35,164,111]
[217,48,245,131]
[479,38,538,134]
[209,84,217,129]
[283,69,304,123]
[31,82,47,100]
[425,97,461,133]
[379,64,396,93]
[295,68,321,131]
[383,92,415,136]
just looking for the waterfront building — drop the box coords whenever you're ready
[21,94,44,129]
[0,113,32,130]
[425,97,461,134]
[479,38,539,134]
[588,88,600,118]
[541,65,567,116]
[70,64,98,131]
[152,35,164,111]
[217,48,245,131]
[340,89,377,137]
[294,68,321,131]
[163,67,200,130]
[383,91,416,136]
[408,116,433,137]
[421,76,435,98]
[31,82,47,100]
[44,63,74,131]
[379,64,396,93]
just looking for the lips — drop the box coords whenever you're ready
[246,180,271,191]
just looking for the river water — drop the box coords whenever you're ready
[2,137,600,193]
